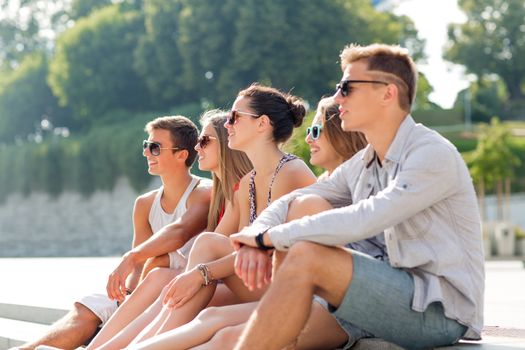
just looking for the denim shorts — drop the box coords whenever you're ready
[314,296,372,349]
[329,250,467,350]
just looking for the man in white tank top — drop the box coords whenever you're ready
[20,116,211,350]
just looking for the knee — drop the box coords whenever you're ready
[143,255,168,275]
[143,267,177,285]
[280,241,325,282]
[195,306,223,324]
[191,232,228,255]
[287,194,332,221]
[72,302,101,324]
[209,325,243,348]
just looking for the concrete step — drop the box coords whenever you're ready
[0,317,50,349]
[0,303,67,325]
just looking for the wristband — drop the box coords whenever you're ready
[197,263,215,286]
[255,231,273,250]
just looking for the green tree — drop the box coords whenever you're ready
[0,53,70,143]
[48,5,151,122]
[454,77,508,123]
[133,0,187,109]
[445,0,525,108]
[466,117,520,220]
[134,0,424,108]
[69,0,113,20]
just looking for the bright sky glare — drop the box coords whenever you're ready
[393,0,468,109]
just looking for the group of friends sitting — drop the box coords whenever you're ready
[19,43,484,350]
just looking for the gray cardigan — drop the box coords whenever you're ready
[249,116,484,340]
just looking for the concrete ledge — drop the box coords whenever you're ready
[0,317,49,349]
[0,303,67,325]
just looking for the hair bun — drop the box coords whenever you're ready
[286,95,306,127]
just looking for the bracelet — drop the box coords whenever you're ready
[196,263,215,286]
[255,231,273,251]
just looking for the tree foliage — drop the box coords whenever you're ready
[466,117,520,190]
[445,0,525,105]
[134,0,425,108]
[0,53,70,143]
[48,5,151,122]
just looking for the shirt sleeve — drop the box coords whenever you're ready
[268,143,460,250]
[244,161,354,238]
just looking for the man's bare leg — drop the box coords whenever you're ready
[234,241,354,350]
[20,303,100,350]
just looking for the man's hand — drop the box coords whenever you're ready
[230,226,271,250]
[234,246,273,291]
[106,251,138,302]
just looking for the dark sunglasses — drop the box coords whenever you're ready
[306,124,323,141]
[197,134,217,149]
[335,79,389,97]
[143,140,180,156]
[227,110,260,125]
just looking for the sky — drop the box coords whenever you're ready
[393,0,468,109]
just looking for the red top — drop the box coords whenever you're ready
[217,182,240,224]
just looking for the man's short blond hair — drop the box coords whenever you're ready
[340,43,418,111]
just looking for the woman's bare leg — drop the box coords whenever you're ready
[86,267,178,349]
[190,302,348,350]
[128,303,257,350]
[133,233,265,342]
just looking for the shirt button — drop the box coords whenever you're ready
[367,183,372,188]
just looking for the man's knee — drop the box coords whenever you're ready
[71,302,102,325]
[281,241,331,283]
[195,306,223,324]
[287,194,332,221]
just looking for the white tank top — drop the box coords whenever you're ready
[148,176,201,258]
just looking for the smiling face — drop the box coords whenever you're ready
[224,96,260,151]
[333,60,386,133]
[195,123,220,175]
[143,128,181,176]
[306,113,343,174]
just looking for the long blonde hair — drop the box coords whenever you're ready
[200,110,252,231]
[317,97,367,160]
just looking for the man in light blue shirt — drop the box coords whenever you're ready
[231,43,484,349]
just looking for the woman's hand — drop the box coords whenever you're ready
[162,268,203,308]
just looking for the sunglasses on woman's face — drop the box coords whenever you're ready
[335,79,389,97]
[306,124,323,141]
[197,134,217,149]
[143,140,180,156]
[227,110,260,125]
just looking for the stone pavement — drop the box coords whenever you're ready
[0,257,524,349]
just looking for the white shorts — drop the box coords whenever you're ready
[168,250,187,271]
[77,293,118,325]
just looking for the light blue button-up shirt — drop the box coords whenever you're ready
[250,116,484,340]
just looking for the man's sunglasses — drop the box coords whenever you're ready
[227,110,260,125]
[306,124,323,141]
[197,134,217,149]
[143,140,180,156]
[335,79,389,97]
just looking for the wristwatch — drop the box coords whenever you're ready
[255,227,273,251]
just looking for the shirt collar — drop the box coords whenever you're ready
[384,115,415,163]
[360,115,416,167]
